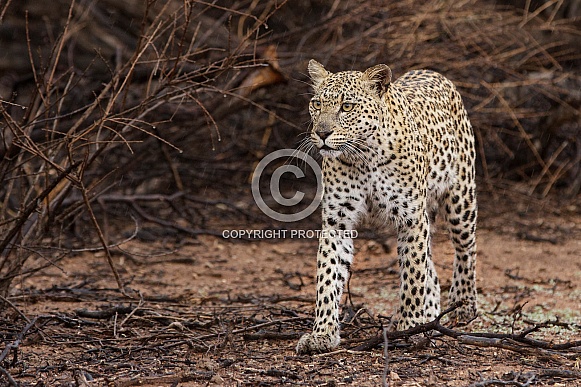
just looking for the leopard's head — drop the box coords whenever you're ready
[307,60,392,159]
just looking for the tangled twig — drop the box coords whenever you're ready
[350,302,581,360]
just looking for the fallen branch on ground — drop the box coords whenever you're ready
[349,302,581,362]
[0,316,54,386]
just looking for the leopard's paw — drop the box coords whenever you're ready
[448,298,478,325]
[296,332,339,354]
[396,314,426,331]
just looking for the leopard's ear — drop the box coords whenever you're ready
[363,64,392,96]
[308,60,330,89]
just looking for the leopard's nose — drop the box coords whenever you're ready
[316,130,333,141]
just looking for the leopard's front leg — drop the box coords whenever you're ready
[396,210,432,330]
[296,174,361,354]
[296,229,353,354]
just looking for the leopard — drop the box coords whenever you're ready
[296,60,478,354]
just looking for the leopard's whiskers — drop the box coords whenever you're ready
[340,138,375,165]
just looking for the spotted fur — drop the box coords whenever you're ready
[296,60,478,354]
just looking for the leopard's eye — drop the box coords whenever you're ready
[311,100,322,110]
[341,102,355,112]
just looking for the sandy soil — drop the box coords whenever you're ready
[3,195,581,386]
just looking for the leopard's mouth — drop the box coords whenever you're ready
[319,145,342,158]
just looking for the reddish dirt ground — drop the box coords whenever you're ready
[3,194,581,386]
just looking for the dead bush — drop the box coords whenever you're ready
[1,0,580,297]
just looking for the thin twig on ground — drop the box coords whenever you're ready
[350,301,581,360]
